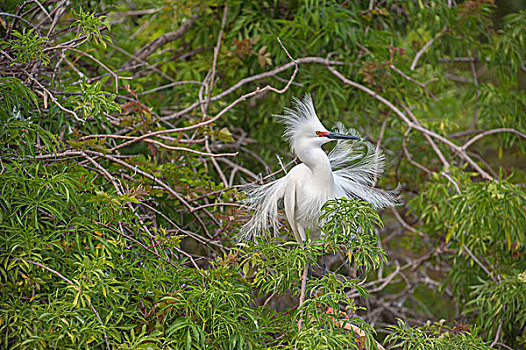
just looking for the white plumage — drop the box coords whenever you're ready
[239,95,398,243]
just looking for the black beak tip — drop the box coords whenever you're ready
[327,132,362,141]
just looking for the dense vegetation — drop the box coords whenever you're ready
[1,0,525,349]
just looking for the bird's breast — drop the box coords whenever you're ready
[286,164,337,231]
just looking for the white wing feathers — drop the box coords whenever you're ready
[329,123,399,209]
[238,176,288,241]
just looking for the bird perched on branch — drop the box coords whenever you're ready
[240,94,398,243]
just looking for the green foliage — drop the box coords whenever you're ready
[492,10,526,84]
[467,272,526,344]
[477,85,526,150]
[64,80,121,122]
[385,319,492,350]
[0,77,60,157]
[236,197,390,348]
[0,77,39,119]
[297,275,375,350]
[1,0,526,348]
[0,116,383,349]
[409,168,526,346]
[240,238,319,295]
[411,169,526,259]
[0,115,58,158]
[159,266,262,349]
[72,9,112,48]
[294,326,359,350]
[0,28,50,65]
[320,198,386,272]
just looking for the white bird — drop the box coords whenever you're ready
[240,95,398,243]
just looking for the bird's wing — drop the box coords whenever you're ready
[333,171,399,209]
[284,180,305,243]
[329,124,399,209]
[238,176,288,241]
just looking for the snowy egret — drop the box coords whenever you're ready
[240,94,398,243]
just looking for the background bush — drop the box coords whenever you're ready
[0,0,525,349]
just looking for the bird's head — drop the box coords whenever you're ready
[276,95,362,156]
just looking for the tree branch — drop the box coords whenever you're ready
[127,13,199,64]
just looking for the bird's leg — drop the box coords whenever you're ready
[301,239,313,300]
[306,262,313,299]
[321,247,327,275]
[350,250,357,279]
[302,240,313,281]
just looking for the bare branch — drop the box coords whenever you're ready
[461,128,526,151]
[69,48,125,93]
[402,128,432,174]
[161,56,347,122]
[390,64,438,101]
[138,80,204,95]
[25,259,74,285]
[89,303,111,350]
[410,26,446,71]
[127,13,199,64]
[327,65,493,180]
[401,103,450,170]
[21,68,82,122]
[81,134,238,157]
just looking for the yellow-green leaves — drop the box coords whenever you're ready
[0,29,50,66]
[320,198,386,273]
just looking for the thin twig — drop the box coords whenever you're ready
[26,259,74,285]
[161,56,347,122]
[69,48,123,93]
[93,220,187,271]
[461,128,526,151]
[401,103,450,170]
[270,37,298,94]
[410,26,446,71]
[110,43,175,82]
[138,80,204,95]
[191,202,243,212]
[462,244,498,283]
[390,64,438,101]
[128,13,199,64]
[90,303,111,350]
[26,259,111,349]
[390,207,417,234]
[21,68,82,121]
[33,150,213,238]
[109,8,171,17]
[204,4,228,113]
[490,322,503,348]
[0,12,40,31]
[402,128,432,174]
[81,134,237,157]
[85,155,123,194]
[116,42,300,152]
[469,60,479,129]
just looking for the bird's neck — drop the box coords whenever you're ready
[299,148,333,183]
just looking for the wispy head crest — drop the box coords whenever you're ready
[274,94,327,154]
